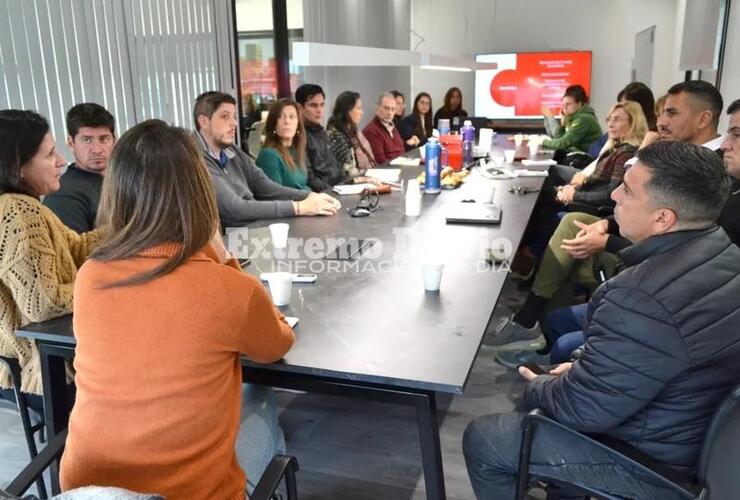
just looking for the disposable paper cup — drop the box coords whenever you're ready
[504,149,516,164]
[420,145,426,160]
[422,264,444,292]
[269,223,289,249]
[528,142,539,158]
[476,184,496,204]
[492,156,505,168]
[267,272,293,306]
[514,134,524,147]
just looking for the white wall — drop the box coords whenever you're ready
[301,0,411,128]
[718,0,739,133]
[410,0,686,123]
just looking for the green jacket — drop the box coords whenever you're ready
[542,105,602,153]
[256,147,311,192]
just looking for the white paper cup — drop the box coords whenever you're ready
[514,134,524,147]
[492,156,505,168]
[420,145,426,160]
[269,223,289,249]
[266,272,293,306]
[422,264,444,292]
[476,184,496,204]
[504,149,516,164]
[528,142,539,158]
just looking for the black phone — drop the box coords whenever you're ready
[517,362,546,375]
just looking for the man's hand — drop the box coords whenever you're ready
[355,175,382,185]
[548,362,573,377]
[561,219,609,259]
[296,192,341,216]
[406,135,421,147]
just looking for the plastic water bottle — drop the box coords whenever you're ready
[437,118,451,136]
[424,138,442,194]
[461,120,475,166]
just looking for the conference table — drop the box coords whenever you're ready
[17,136,549,499]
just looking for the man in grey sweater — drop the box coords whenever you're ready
[193,91,340,227]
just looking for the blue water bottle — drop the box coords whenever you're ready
[425,138,442,194]
[461,120,475,166]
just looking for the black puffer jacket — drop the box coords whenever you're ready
[304,122,347,192]
[525,226,740,468]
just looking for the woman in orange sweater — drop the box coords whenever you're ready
[60,120,295,499]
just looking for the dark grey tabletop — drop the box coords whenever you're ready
[17,135,548,394]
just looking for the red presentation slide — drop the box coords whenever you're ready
[475,51,592,119]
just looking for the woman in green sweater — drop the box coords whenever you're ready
[256,99,310,191]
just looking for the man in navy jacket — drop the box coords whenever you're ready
[463,141,740,499]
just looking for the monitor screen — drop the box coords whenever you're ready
[474,51,592,119]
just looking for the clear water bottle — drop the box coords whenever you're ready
[424,138,442,194]
[461,120,475,166]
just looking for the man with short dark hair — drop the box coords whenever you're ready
[719,98,740,245]
[464,141,740,500]
[43,103,115,233]
[362,92,405,164]
[294,83,346,192]
[542,84,602,153]
[193,91,340,226]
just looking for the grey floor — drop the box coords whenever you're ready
[0,278,543,499]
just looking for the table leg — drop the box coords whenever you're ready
[39,344,72,495]
[415,391,447,500]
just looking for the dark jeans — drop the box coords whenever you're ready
[544,303,587,364]
[463,412,688,500]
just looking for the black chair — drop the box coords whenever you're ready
[5,428,300,500]
[515,383,740,499]
[0,355,47,499]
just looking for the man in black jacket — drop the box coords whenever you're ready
[719,98,740,244]
[464,141,740,500]
[295,84,346,192]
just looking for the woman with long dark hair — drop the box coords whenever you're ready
[0,110,100,411]
[399,92,434,149]
[60,120,295,499]
[327,91,379,180]
[433,87,468,130]
[256,98,310,190]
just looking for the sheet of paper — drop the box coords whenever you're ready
[514,169,549,177]
[389,157,421,167]
[332,183,373,195]
[286,316,299,328]
[366,168,403,181]
[520,159,557,167]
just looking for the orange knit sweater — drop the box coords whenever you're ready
[60,243,295,500]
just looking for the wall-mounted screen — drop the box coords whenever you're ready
[475,51,592,119]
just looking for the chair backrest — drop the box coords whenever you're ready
[248,121,265,157]
[697,383,740,498]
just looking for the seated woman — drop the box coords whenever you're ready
[433,87,468,131]
[59,120,295,500]
[399,92,434,150]
[0,110,100,412]
[256,98,310,191]
[555,101,648,214]
[327,91,381,183]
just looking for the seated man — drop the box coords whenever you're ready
[295,83,345,192]
[193,91,340,226]
[490,80,728,357]
[541,85,602,154]
[43,103,115,232]
[540,97,740,365]
[362,92,405,164]
[464,141,740,500]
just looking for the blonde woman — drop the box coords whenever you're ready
[557,101,648,211]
